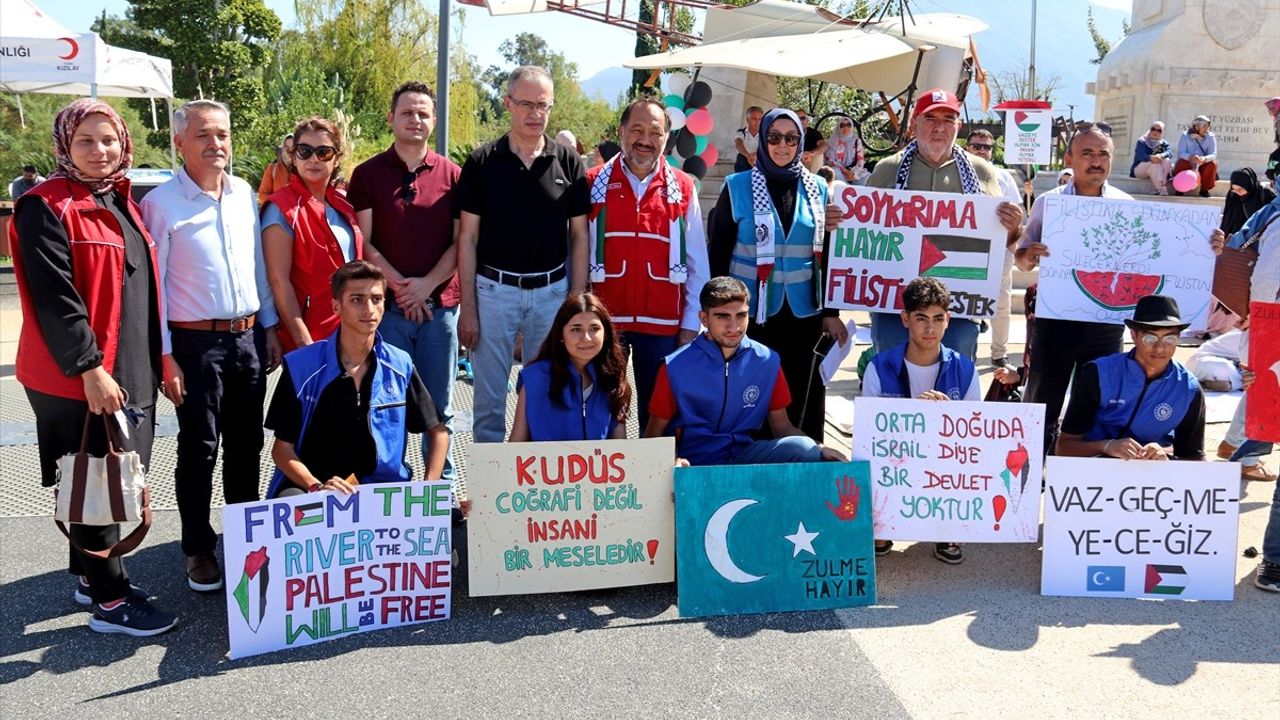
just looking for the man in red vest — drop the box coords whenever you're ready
[586,98,709,426]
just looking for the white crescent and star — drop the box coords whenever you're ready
[1092,571,1108,586]
[704,499,766,584]
[784,522,820,558]
[1269,359,1280,386]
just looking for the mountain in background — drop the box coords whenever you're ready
[579,1,1129,119]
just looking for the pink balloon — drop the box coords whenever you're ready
[700,143,719,165]
[685,108,714,136]
[1172,169,1199,193]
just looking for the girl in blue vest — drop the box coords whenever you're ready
[509,293,631,441]
[708,108,848,442]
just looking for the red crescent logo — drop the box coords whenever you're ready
[58,37,79,60]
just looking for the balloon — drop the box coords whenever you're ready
[666,154,680,167]
[676,129,698,158]
[665,73,692,98]
[700,143,719,166]
[664,133,679,156]
[694,134,709,155]
[1172,169,1199,193]
[683,155,707,179]
[684,80,713,110]
[662,93,685,112]
[685,108,714,136]
[666,106,687,132]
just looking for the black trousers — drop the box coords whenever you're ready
[170,325,267,556]
[1023,317,1123,455]
[26,389,155,604]
[747,304,828,443]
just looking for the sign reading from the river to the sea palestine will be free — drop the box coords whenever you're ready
[824,183,1007,319]
[467,438,676,596]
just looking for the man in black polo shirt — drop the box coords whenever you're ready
[797,109,826,172]
[456,64,590,443]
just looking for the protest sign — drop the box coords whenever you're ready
[825,184,1007,319]
[675,462,876,618]
[1041,457,1239,601]
[1035,196,1218,330]
[1000,104,1053,165]
[467,438,675,596]
[222,481,453,659]
[1246,301,1280,441]
[852,397,1045,542]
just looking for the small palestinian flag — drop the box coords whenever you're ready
[1144,564,1186,595]
[294,501,324,527]
[920,235,991,281]
[233,547,270,633]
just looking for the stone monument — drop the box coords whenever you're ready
[1089,0,1280,176]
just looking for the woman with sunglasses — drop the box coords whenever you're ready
[1129,121,1173,196]
[263,116,364,351]
[825,116,866,183]
[707,108,847,442]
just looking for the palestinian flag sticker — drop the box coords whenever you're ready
[1144,564,1186,596]
[233,547,271,633]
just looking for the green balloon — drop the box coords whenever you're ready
[663,93,685,111]
[695,134,709,154]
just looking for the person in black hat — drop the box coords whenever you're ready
[1056,295,1206,461]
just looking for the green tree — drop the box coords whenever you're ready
[1087,7,1130,65]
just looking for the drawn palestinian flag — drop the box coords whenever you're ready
[294,501,324,527]
[1015,111,1040,132]
[233,547,270,633]
[1144,564,1186,595]
[920,235,991,281]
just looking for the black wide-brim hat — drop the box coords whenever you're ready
[1123,294,1190,330]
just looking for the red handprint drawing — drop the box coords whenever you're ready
[825,475,860,521]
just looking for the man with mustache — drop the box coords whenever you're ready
[141,99,281,593]
[585,98,709,427]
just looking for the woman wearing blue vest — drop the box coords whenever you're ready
[708,108,847,442]
[509,293,631,442]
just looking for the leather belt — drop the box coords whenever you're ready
[169,314,256,333]
[478,264,566,290]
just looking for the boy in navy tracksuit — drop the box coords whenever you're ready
[644,277,846,466]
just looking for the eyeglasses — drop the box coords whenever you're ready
[765,133,801,147]
[294,144,337,161]
[967,143,993,151]
[400,170,417,202]
[1138,332,1179,348]
[507,96,553,114]
[1149,127,1163,133]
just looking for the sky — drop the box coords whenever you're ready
[48,0,1132,83]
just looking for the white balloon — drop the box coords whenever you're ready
[664,73,692,98]
[666,106,687,131]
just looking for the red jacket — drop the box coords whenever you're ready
[267,175,364,352]
[9,177,162,400]
[586,162,696,335]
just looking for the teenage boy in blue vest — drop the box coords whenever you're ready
[264,260,451,498]
[1056,295,1206,461]
[861,276,980,564]
[644,276,846,466]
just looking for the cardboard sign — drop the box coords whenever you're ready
[1041,457,1239,601]
[674,462,876,618]
[1246,301,1280,441]
[222,482,453,659]
[852,397,1045,542]
[467,438,676,596]
[1035,196,1218,330]
[825,184,1007,319]
[1003,108,1053,165]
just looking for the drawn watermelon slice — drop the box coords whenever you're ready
[1072,271,1164,311]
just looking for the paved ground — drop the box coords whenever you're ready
[1,274,1277,719]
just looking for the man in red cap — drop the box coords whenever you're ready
[860,88,1025,362]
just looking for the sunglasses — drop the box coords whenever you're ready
[1138,332,1179,348]
[766,133,801,147]
[400,170,417,202]
[839,121,853,127]
[294,143,337,161]
[968,143,993,151]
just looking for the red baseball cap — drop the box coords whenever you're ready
[912,88,962,120]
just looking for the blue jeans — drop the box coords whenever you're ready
[728,436,822,464]
[472,275,567,442]
[869,312,980,362]
[620,330,678,430]
[379,304,459,481]
[1225,396,1272,468]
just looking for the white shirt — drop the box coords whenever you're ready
[995,168,1023,204]
[736,128,759,154]
[1018,179,1133,251]
[861,358,982,400]
[141,168,278,354]
[618,160,710,331]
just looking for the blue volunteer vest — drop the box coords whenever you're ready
[724,171,825,319]
[664,334,781,465]
[1083,351,1200,446]
[867,342,975,399]
[518,359,619,441]
[266,332,415,498]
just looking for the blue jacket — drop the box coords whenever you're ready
[1129,139,1170,177]
[1083,351,1200,446]
[664,334,780,465]
[867,341,975,399]
[267,332,414,498]
[724,171,825,319]
[519,359,618,441]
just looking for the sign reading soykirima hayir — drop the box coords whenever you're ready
[222,481,453,659]
[824,184,1007,319]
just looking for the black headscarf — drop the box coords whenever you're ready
[755,108,804,182]
[1221,167,1277,235]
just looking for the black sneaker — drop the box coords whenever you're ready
[991,357,1010,369]
[875,540,893,557]
[1255,560,1280,593]
[89,596,178,637]
[934,543,963,565]
[74,579,148,607]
